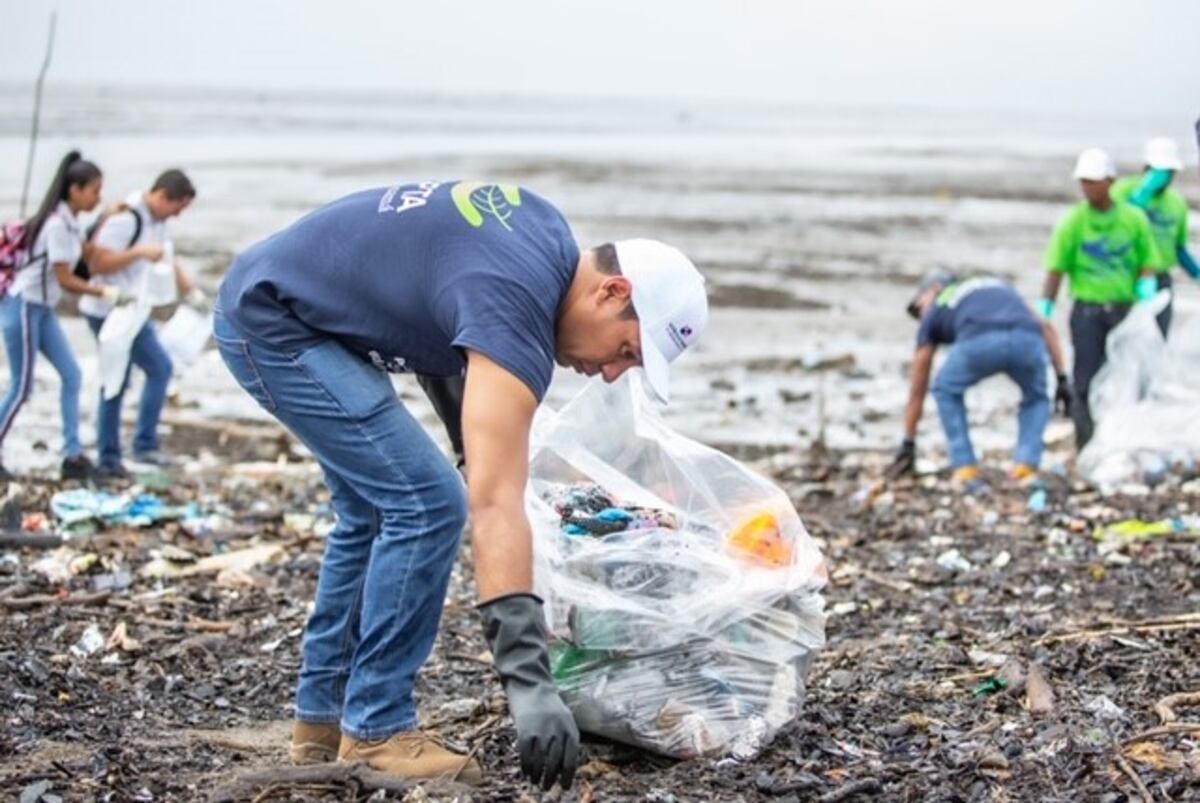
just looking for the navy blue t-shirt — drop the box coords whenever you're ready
[219,182,579,400]
[916,278,1041,347]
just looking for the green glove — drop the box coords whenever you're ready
[479,593,579,791]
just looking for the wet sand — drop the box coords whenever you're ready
[0,84,1195,465]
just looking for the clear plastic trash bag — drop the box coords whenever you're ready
[527,373,826,759]
[1079,291,1200,489]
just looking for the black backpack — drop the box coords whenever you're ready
[74,204,143,280]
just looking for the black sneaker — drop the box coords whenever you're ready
[95,463,130,481]
[61,455,94,481]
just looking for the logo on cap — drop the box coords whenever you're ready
[680,325,693,338]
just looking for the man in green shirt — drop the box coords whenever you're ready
[1111,136,1196,335]
[1039,148,1162,449]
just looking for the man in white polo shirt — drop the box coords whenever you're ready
[82,168,199,477]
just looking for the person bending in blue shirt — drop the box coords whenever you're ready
[888,273,1068,491]
[216,181,708,790]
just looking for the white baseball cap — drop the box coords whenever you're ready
[1144,137,1183,171]
[1073,147,1116,181]
[613,239,708,404]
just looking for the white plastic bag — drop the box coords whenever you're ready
[1087,291,1169,417]
[145,259,178,306]
[528,374,826,759]
[158,304,212,368]
[1079,291,1200,489]
[98,299,151,401]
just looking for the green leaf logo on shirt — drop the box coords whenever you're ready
[451,182,523,231]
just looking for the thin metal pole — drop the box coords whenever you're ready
[19,11,58,219]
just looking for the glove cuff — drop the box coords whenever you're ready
[1135,275,1159,301]
[476,591,543,612]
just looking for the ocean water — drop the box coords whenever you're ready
[0,84,1195,467]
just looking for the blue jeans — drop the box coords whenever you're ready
[212,308,466,740]
[932,328,1049,468]
[0,296,82,457]
[85,315,173,467]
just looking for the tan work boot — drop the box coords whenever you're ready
[1009,463,1038,483]
[338,731,483,785]
[289,721,341,764]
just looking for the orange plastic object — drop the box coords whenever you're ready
[726,512,793,567]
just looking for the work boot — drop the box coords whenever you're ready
[289,721,341,765]
[951,465,989,495]
[1009,463,1038,483]
[338,731,483,785]
[61,455,94,482]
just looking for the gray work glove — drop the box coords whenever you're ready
[479,593,579,791]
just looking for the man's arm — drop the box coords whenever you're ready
[1040,320,1066,375]
[1039,272,1064,317]
[1134,213,1164,299]
[89,213,161,275]
[887,343,934,478]
[174,261,193,295]
[463,349,579,791]
[902,344,935,440]
[462,350,537,601]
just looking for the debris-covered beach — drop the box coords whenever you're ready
[1,87,1198,800]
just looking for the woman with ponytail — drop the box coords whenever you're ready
[0,151,127,480]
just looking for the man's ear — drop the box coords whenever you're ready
[601,276,634,304]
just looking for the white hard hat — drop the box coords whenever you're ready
[613,239,708,404]
[1073,147,1116,181]
[1144,137,1183,171]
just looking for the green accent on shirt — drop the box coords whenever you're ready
[1043,199,1161,303]
[1111,175,1189,271]
[451,182,523,230]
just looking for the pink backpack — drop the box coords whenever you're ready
[0,219,31,298]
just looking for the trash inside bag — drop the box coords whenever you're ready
[1079,292,1200,490]
[528,374,826,759]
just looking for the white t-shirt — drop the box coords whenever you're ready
[10,201,83,307]
[79,192,170,318]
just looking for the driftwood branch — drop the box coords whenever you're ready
[1153,691,1200,725]
[1113,755,1153,803]
[207,762,417,802]
[1121,722,1200,747]
[0,591,110,611]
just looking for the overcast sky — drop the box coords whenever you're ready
[2,0,1197,117]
